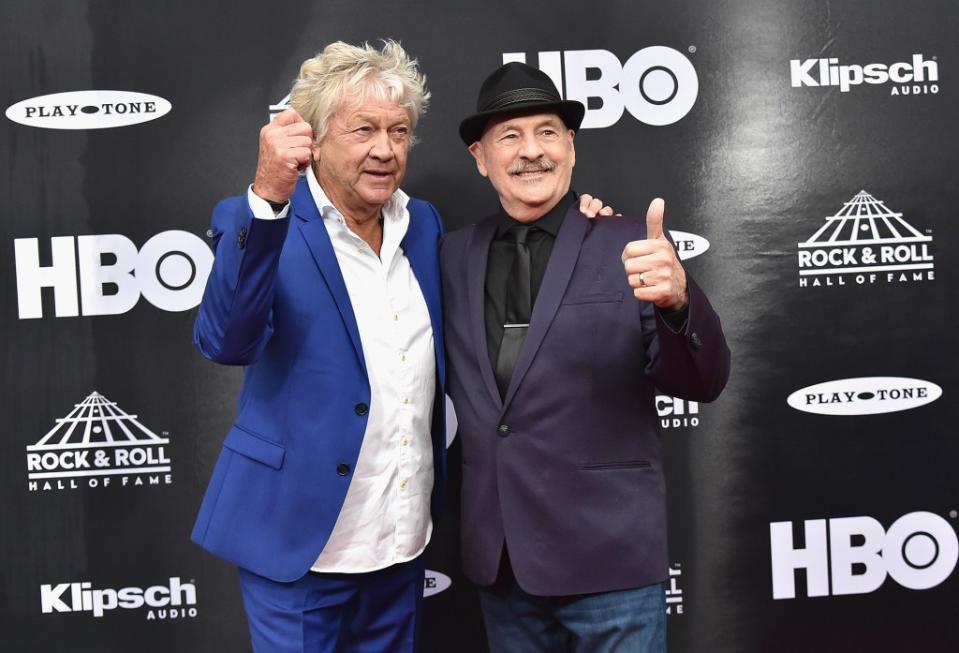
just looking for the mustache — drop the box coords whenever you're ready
[508,158,557,175]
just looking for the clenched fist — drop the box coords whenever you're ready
[251,108,314,203]
[621,198,689,310]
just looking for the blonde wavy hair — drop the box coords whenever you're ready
[289,40,430,145]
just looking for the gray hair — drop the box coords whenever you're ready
[289,40,430,145]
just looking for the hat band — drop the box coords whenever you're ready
[481,87,562,112]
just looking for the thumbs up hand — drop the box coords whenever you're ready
[621,198,689,310]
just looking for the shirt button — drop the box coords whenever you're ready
[402,437,409,446]
[354,402,369,416]
[497,424,510,437]
[403,397,410,404]
[400,353,406,362]
[336,463,350,476]
[393,314,399,321]
[400,480,407,489]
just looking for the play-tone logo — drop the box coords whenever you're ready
[423,570,452,598]
[770,511,958,599]
[6,91,171,129]
[791,54,939,96]
[656,395,700,429]
[797,191,934,287]
[445,395,458,447]
[41,577,196,620]
[669,230,709,261]
[14,230,213,319]
[503,47,698,128]
[787,377,941,416]
[26,392,173,492]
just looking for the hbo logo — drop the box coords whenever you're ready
[770,511,958,599]
[503,47,698,128]
[14,231,213,318]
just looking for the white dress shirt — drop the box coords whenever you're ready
[248,172,436,573]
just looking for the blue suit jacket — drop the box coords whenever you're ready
[192,178,446,582]
[441,205,729,596]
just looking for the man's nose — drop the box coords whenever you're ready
[369,129,396,160]
[518,132,544,159]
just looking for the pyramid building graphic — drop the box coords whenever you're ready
[800,191,931,247]
[28,391,167,451]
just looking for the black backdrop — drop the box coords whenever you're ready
[3,1,957,651]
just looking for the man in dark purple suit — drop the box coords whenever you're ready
[440,62,731,652]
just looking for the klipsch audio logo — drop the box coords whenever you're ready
[26,392,173,492]
[5,91,171,129]
[423,570,452,598]
[657,395,701,429]
[669,230,710,261]
[797,191,934,287]
[503,47,698,128]
[787,377,941,416]
[665,564,684,615]
[790,54,939,96]
[14,230,213,319]
[770,511,958,599]
[41,577,197,620]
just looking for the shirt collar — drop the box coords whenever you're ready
[305,166,410,223]
[496,189,577,238]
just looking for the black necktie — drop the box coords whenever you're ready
[495,224,533,398]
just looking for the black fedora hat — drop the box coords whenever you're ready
[459,62,586,145]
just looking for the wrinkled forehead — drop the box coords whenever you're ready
[481,109,567,138]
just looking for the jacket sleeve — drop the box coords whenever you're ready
[644,274,731,403]
[192,195,291,365]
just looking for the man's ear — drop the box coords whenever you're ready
[568,129,576,170]
[468,142,489,178]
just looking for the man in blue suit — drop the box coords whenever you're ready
[441,62,731,652]
[191,41,447,652]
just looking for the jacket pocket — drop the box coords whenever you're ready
[561,291,623,305]
[223,425,286,470]
[580,460,651,471]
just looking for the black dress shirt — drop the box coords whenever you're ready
[484,192,575,371]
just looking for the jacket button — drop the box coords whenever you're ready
[336,463,350,476]
[354,403,369,416]
[690,333,703,350]
[497,424,510,437]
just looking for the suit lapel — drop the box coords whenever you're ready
[502,206,588,408]
[292,180,367,375]
[467,216,503,408]
[403,200,445,390]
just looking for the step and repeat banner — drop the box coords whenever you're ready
[2,1,956,651]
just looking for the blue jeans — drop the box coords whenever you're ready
[478,579,666,653]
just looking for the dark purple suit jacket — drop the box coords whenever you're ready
[441,205,730,596]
